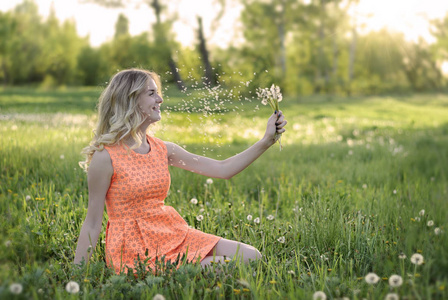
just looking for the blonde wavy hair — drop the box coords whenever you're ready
[80,68,162,171]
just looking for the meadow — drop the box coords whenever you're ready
[0,85,447,299]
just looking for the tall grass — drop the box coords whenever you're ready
[0,88,447,299]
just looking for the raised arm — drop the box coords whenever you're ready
[165,111,287,179]
[74,149,113,265]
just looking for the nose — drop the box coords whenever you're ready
[157,93,163,103]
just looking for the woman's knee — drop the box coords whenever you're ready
[240,243,262,262]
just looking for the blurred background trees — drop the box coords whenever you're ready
[0,0,447,96]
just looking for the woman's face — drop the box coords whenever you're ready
[137,78,163,124]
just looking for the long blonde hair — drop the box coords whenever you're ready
[80,68,162,171]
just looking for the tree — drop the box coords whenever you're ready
[85,0,185,89]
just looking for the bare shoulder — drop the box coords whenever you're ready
[164,141,179,156]
[89,149,113,177]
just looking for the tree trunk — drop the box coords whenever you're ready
[348,27,357,96]
[197,16,214,87]
[151,0,185,90]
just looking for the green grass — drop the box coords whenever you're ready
[0,87,447,299]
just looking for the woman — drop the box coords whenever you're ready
[73,68,287,273]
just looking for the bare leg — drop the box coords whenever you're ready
[201,238,262,267]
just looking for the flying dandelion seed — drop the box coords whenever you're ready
[247,215,253,221]
[190,198,198,205]
[9,283,23,295]
[254,217,260,224]
[434,227,441,235]
[312,291,327,300]
[389,275,403,287]
[196,215,204,222]
[267,215,275,221]
[410,253,424,265]
[427,220,434,227]
[277,236,285,243]
[153,294,166,300]
[65,281,80,294]
[384,293,399,300]
[365,272,380,284]
[419,209,425,216]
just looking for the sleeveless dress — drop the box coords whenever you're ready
[104,135,221,274]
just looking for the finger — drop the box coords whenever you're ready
[276,120,287,128]
[276,128,286,134]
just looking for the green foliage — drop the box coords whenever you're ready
[0,88,447,299]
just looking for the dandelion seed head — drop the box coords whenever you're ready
[206,178,213,185]
[385,293,399,300]
[4,240,12,247]
[427,220,434,227]
[25,195,31,201]
[196,215,204,222]
[419,209,425,216]
[190,198,198,205]
[434,227,441,235]
[388,275,403,287]
[65,281,80,294]
[254,217,260,224]
[277,236,285,243]
[153,294,166,300]
[313,291,327,300]
[410,253,424,265]
[9,283,23,295]
[365,272,380,284]
[287,270,295,275]
[398,252,407,259]
[267,215,275,221]
[247,214,253,221]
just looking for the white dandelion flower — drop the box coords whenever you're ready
[206,178,213,185]
[419,209,425,216]
[385,293,399,300]
[277,236,285,243]
[247,214,253,221]
[9,283,23,295]
[365,272,380,284]
[65,281,80,294]
[190,198,198,205]
[25,195,31,201]
[153,294,166,300]
[312,291,327,300]
[427,220,434,227]
[434,227,441,235]
[254,217,260,224]
[267,215,275,221]
[410,253,424,265]
[388,275,403,287]
[196,215,204,222]
[398,252,407,259]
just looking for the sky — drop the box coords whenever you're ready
[1,0,448,48]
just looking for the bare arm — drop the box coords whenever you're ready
[165,111,287,179]
[73,149,113,265]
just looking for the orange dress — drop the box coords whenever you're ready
[104,135,221,274]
